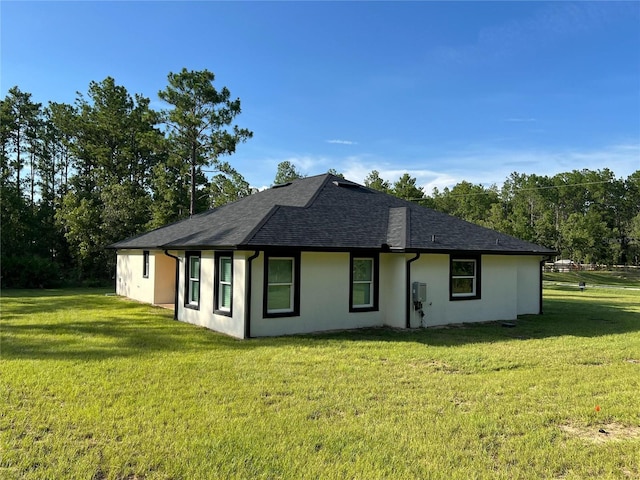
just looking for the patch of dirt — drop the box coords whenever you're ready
[559,422,640,443]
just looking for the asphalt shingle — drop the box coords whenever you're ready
[110,173,556,255]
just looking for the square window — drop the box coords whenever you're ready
[215,254,233,314]
[450,257,480,300]
[264,253,300,318]
[185,252,201,309]
[350,254,378,311]
[143,251,150,278]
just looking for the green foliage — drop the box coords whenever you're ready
[0,255,62,288]
[363,169,391,193]
[209,171,256,207]
[273,160,303,185]
[158,68,253,216]
[1,288,639,479]
[392,172,424,200]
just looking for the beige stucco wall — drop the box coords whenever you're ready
[174,250,246,339]
[153,253,176,305]
[249,252,387,337]
[517,255,543,315]
[409,254,542,326]
[116,250,176,305]
[116,249,155,304]
[118,247,543,338]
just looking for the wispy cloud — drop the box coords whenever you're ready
[243,143,639,193]
[326,139,358,145]
[504,118,537,123]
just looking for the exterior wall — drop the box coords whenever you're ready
[249,252,385,337]
[175,250,246,339]
[380,253,408,328]
[410,254,520,326]
[116,250,155,304]
[120,247,543,338]
[153,252,176,305]
[517,255,543,315]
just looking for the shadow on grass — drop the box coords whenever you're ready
[2,288,638,361]
[310,290,640,347]
[1,290,250,361]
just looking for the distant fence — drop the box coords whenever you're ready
[544,263,640,273]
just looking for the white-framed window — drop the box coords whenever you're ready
[185,252,201,308]
[450,257,480,300]
[264,252,300,318]
[267,257,294,314]
[350,253,379,311]
[215,253,232,314]
[143,250,150,278]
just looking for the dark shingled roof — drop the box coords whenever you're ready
[109,173,556,255]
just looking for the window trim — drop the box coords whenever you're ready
[349,252,379,312]
[449,255,481,301]
[214,251,233,316]
[184,251,201,310]
[263,251,301,318]
[142,250,150,278]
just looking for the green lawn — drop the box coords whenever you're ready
[544,269,640,288]
[1,287,639,479]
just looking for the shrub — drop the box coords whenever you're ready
[1,255,63,288]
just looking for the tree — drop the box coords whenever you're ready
[209,171,256,207]
[364,170,391,193]
[55,77,163,280]
[158,68,253,216]
[327,168,344,179]
[273,160,303,185]
[392,173,423,201]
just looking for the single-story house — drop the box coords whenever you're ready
[109,174,556,338]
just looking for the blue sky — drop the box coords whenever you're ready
[2,1,639,191]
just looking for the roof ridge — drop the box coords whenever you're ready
[238,205,282,247]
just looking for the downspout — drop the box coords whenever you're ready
[539,257,550,315]
[405,253,421,329]
[244,251,260,339]
[164,250,180,320]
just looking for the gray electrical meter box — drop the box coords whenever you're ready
[412,282,427,303]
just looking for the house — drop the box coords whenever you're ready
[109,174,556,338]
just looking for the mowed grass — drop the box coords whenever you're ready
[543,269,640,288]
[1,287,639,480]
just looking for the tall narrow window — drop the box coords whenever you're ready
[143,251,150,278]
[350,253,379,312]
[450,256,481,300]
[264,252,300,317]
[185,251,201,309]
[215,252,232,315]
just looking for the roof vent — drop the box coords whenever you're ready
[333,180,359,188]
[271,182,292,189]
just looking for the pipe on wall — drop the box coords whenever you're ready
[244,251,260,339]
[405,252,421,329]
[164,250,180,320]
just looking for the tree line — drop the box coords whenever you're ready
[361,169,640,267]
[1,69,253,287]
[2,70,639,287]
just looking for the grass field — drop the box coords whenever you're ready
[1,285,639,479]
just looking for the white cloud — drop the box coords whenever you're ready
[244,143,639,194]
[504,118,537,123]
[326,139,358,145]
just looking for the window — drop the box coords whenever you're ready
[350,254,379,311]
[143,251,150,278]
[450,256,481,300]
[264,253,300,317]
[185,251,201,309]
[215,252,233,315]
